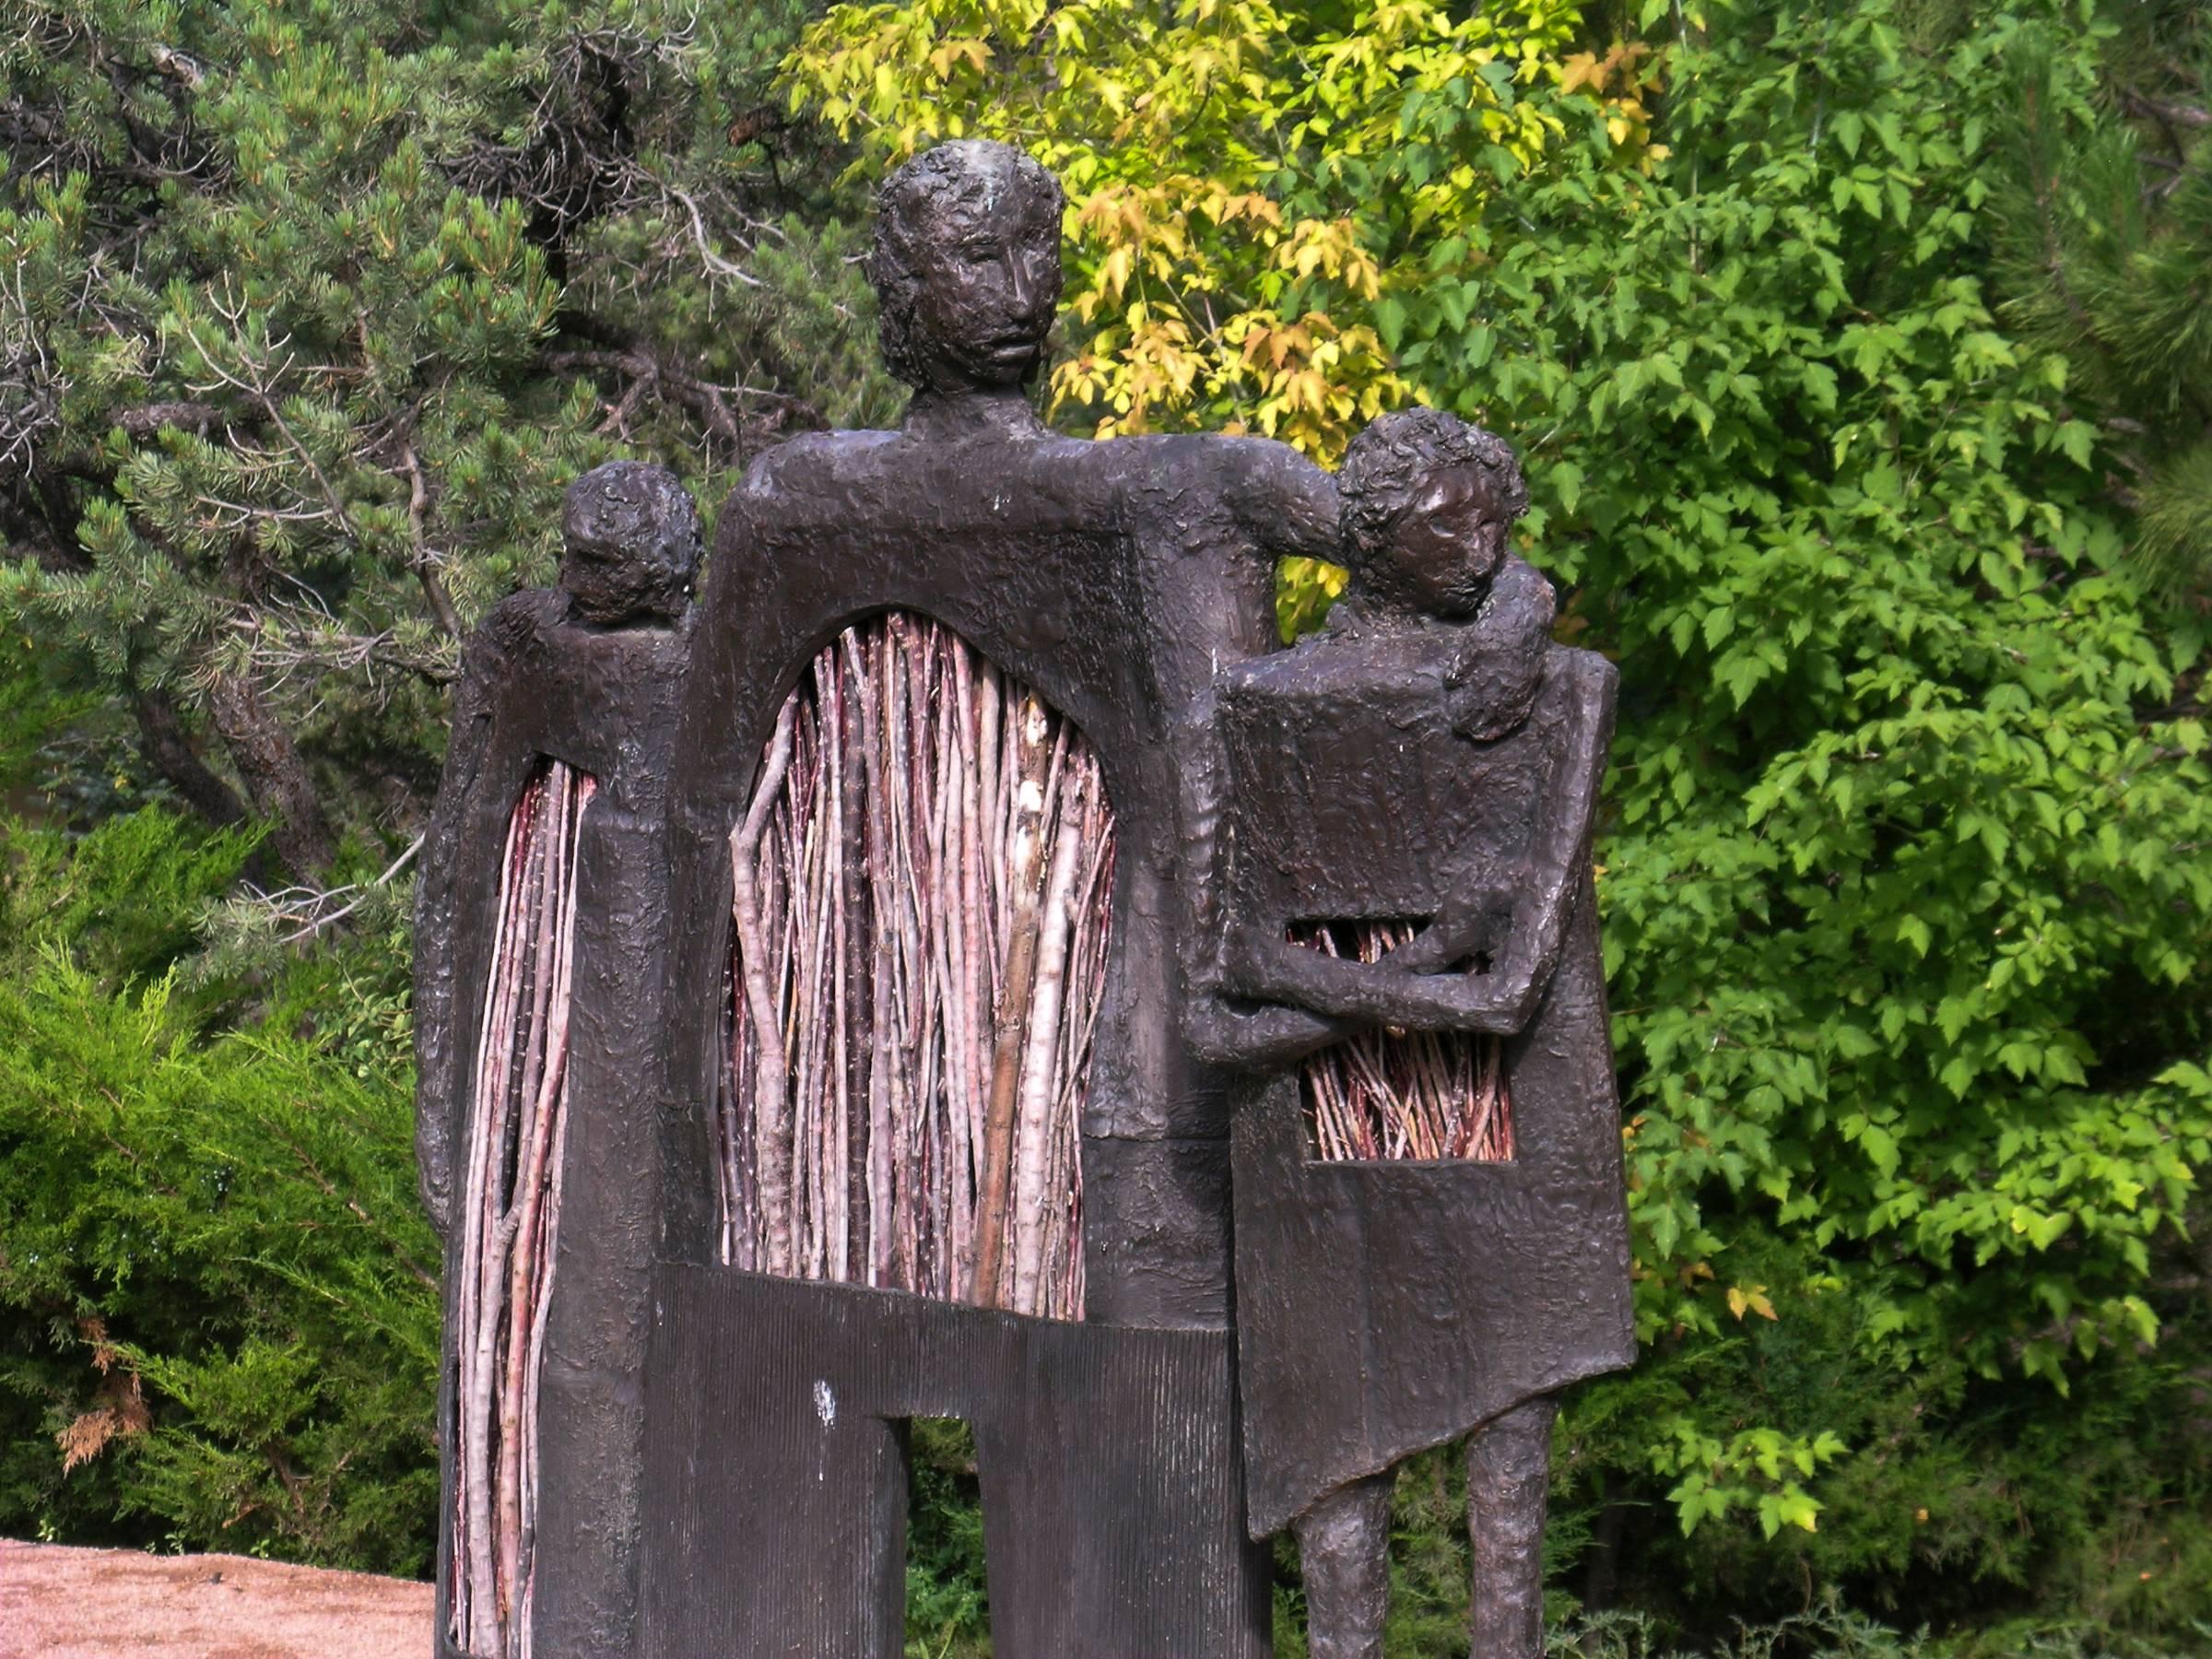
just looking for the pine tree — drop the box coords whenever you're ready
[1992,2,2212,602]
[0,0,894,877]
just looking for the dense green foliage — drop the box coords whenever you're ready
[0,791,438,1570]
[3,0,2208,1652]
[1479,4,2212,1634]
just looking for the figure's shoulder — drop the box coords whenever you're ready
[1536,639,1618,706]
[745,422,1330,512]
[1218,618,1438,716]
[736,425,1107,515]
[739,428,901,496]
[1146,430,1327,471]
[473,587,567,661]
[465,583,690,688]
[1217,629,1330,695]
[439,588,564,731]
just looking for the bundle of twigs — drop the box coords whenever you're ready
[450,759,593,1659]
[724,615,1114,1322]
[1294,921,1513,1163]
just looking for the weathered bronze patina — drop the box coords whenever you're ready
[1201,408,1630,1659]
[416,139,1631,1659]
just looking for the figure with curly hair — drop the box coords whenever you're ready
[1195,407,1633,1659]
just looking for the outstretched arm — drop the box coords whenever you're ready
[1228,440,1342,569]
[1186,995,1359,1071]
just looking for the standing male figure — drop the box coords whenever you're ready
[649,139,1347,1656]
[684,136,1345,1330]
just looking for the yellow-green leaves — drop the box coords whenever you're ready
[784,0,1606,461]
[1653,1422,1845,1540]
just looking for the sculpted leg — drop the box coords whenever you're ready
[1294,1470,1394,1659]
[1466,1395,1558,1658]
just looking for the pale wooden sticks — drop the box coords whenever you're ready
[1294,920,1515,1166]
[450,760,593,1659]
[721,617,1114,1323]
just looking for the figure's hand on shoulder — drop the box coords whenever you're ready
[1446,561,1556,741]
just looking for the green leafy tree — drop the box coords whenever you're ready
[1405,0,2212,1632]
[785,0,1652,629]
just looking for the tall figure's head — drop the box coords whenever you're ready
[868,140,1065,397]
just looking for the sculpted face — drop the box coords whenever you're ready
[1375,463,1512,620]
[909,182,1061,390]
[1338,408,1528,621]
[872,141,1065,396]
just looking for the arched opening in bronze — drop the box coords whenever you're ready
[449,756,594,1659]
[717,611,1116,1322]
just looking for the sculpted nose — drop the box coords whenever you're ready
[1004,252,1043,324]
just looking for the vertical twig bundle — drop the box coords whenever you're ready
[722,615,1114,1322]
[449,759,593,1659]
[1294,922,1513,1163]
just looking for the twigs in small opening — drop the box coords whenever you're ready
[449,759,593,1659]
[731,702,796,1276]
[1294,921,1514,1165]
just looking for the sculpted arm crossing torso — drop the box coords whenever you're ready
[1141,441,1355,1073]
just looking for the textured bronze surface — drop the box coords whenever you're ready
[415,464,701,1659]
[643,147,1331,1651]
[1197,408,1632,1648]
[416,143,1636,1659]
[664,144,1340,1333]
[1294,1473,1395,1659]
[1469,1398,1560,1659]
[639,1264,1270,1659]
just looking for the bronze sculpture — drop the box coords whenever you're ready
[415,461,700,1659]
[1195,408,1632,1659]
[415,137,1632,1659]
[641,136,1345,1656]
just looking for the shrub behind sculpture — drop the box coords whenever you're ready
[0,807,440,1574]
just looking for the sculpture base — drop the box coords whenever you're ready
[639,1265,1272,1659]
